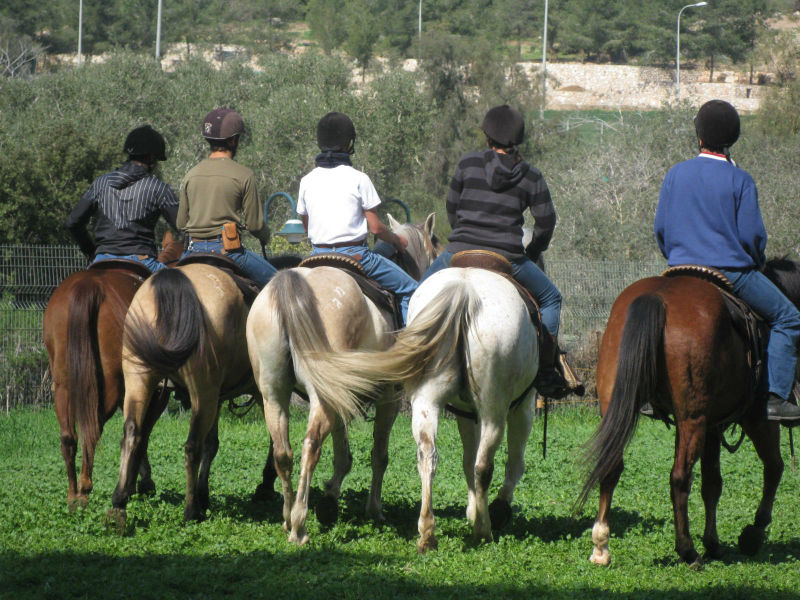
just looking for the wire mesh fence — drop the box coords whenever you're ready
[0,245,666,409]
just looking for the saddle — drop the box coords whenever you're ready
[662,265,768,408]
[298,252,403,330]
[177,253,261,307]
[88,258,152,282]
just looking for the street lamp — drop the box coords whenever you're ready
[155,0,163,60]
[676,1,708,102]
[264,192,306,244]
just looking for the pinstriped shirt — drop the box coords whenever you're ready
[65,162,179,257]
[445,150,556,260]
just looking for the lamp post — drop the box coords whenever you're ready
[155,0,163,60]
[418,0,422,41]
[264,192,306,244]
[676,1,708,102]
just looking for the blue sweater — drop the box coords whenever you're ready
[654,154,766,270]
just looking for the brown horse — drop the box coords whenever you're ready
[42,234,183,509]
[579,258,800,566]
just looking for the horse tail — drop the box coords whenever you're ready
[576,293,666,511]
[124,269,209,376]
[311,278,480,406]
[64,276,105,450]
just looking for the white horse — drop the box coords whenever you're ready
[313,267,540,552]
[246,213,441,545]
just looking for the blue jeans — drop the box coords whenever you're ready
[311,244,418,325]
[719,267,800,400]
[93,253,166,273]
[423,250,563,336]
[183,239,277,287]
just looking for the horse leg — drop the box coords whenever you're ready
[671,419,705,565]
[456,415,479,524]
[700,431,723,559]
[412,395,441,553]
[196,419,220,513]
[253,438,278,503]
[262,391,294,533]
[290,396,337,545]
[738,420,783,556]
[55,384,80,510]
[491,393,536,530]
[589,459,623,565]
[317,416,351,526]
[472,417,505,544]
[365,388,400,521]
[135,387,169,496]
[183,389,221,522]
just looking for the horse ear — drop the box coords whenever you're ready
[387,213,401,230]
[424,212,436,237]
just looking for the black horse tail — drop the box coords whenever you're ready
[124,269,209,376]
[65,276,105,451]
[576,293,666,511]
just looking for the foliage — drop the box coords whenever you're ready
[1,406,799,599]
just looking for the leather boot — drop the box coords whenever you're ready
[766,392,800,421]
[533,332,572,399]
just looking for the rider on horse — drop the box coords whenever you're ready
[655,99,800,421]
[65,125,179,272]
[297,111,418,324]
[422,104,575,399]
[177,107,277,287]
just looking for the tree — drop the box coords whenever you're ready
[345,0,379,79]
[306,0,347,54]
[0,18,44,78]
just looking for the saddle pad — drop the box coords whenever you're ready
[177,252,261,306]
[299,253,400,329]
[451,249,513,275]
[662,265,734,293]
[88,258,151,281]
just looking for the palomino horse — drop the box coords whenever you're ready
[43,234,182,509]
[106,253,301,528]
[246,213,440,545]
[309,266,541,552]
[579,258,800,566]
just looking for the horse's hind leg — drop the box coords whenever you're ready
[491,393,536,530]
[197,419,220,512]
[700,431,723,559]
[456,415,479,524]
[738,420,783,556]
[290,396,337,545]
[472,416,505,543]
[317,416,351,526]
[365,388,400,521]
[55,383,80,509]
[412,395,441,553]
[183,389,221,522]
[671,419,706,565]
[135,387,170,496]
[590,459,623,565]
[262,390,294,533]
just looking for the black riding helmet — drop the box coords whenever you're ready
[124,125,167,161]
[694,100,740,152]
[317,112,356,154]
[480,105,525,148]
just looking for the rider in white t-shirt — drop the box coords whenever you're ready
[297,112,418,324]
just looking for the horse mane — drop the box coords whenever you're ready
[764,256,800,305]
[394,221,443,278]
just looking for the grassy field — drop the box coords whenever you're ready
[1,405,799,599]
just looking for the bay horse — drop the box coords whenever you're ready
[306,266,541,552]
[579,258,800,566]
[245,213,441,545]
[43,234,183,509]
[105,253,302,528]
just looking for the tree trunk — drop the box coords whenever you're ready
[709,53,714,83]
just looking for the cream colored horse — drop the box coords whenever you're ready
[246,213,440,545]
[311,267,540,552]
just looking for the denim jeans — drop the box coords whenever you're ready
[719,267,800,400]
[423,250,562,336]
[311,244,418,325]
[183,239,277,287]
[93,253,167,273]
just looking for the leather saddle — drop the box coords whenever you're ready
[177,252,261,307]
[450,250,544,336]
[298,252,403,330]
[88,258,152,282]
[662,265,768,402]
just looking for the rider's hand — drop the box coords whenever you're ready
[395,234,409,251]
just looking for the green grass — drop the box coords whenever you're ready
[1,406,799,599]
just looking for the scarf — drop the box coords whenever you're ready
[315,151,352,169]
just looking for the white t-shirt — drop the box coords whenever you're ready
[297,165,381,245]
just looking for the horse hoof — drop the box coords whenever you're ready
[184,507,206,523]
[315,495,339,526]
[417,536,438,554]
[489,498,512,530]
[703,541,724,560]
[738,525,765,556]
[105,508,128,536]
[689,556,704,571]
[589,549,610,566]
[137,479,156,496]
[288,530,309,546]
[252,483,276,504]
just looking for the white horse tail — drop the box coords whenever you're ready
[315,278,481,395]
[268,269,372,422]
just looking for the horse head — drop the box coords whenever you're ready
[387,212,442,281]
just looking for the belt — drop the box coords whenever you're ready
[189,235,222,242]
[313,238,367,249]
